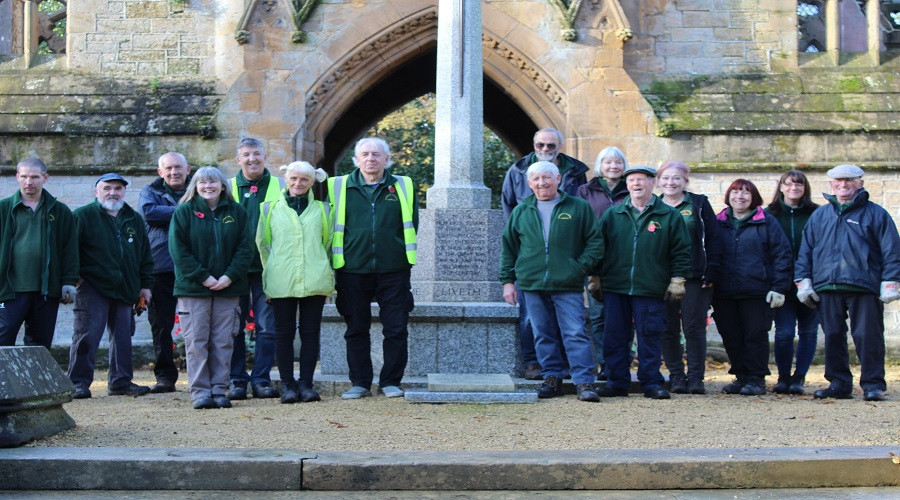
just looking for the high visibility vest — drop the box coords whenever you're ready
[260,196,331,250]
[327,174,416,269]
[229,175,284,205]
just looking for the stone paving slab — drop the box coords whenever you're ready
[404,389,537,404]
[427,373,515,392]
[2,446,897,491]
[1,448,312,490]
[304,447,900,491]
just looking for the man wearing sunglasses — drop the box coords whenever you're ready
[501,128,589,380]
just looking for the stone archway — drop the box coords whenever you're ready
[299,5,573,172]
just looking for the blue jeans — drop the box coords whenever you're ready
[603,292,666,391]
[773,300,819,379]
[516,283,538,366]
[523,290,595,385]
[230,273,275,384]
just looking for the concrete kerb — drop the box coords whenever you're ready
[1,446,898,491]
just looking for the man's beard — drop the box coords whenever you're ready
[100,198,125,212]
[535,150,558,162]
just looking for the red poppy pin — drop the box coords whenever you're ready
[249,185,259,194]
[389,185,396,193]
[195,211,205,219]
[647,221,661,233]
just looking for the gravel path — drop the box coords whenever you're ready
[28,364,899,451]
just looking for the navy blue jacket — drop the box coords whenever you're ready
[139,177,184,274]
[795,190,900,294]
[714,206,792,299]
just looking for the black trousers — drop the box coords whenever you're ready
[147,272,178,384]
[712,297,772,378]
[335,269,413,389]
[819,291,886,392]
[0,291,60,349]
[270,295,326,387]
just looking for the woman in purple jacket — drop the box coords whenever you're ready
[577,146,630,378]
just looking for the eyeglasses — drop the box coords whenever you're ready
[534,142,557,151]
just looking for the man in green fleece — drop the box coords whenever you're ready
[500,161,604,402]
[0,157,78,349]
[596,165,691,400]
[226,138,285,400]
[328,137,419,400]
[68,173,154,399]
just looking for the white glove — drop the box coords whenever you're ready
[664,277,687,302]
[766,291,785,309]
[796,278,819,308]
[61,285,78,304]
[880,281,900,304]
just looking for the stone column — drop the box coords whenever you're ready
[866,0,880,65]
[22,0,38,68]
[412,0,504,303]
[321,0,521,379]
[825,0,840,65]
[428,0,489,210]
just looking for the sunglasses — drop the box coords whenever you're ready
[534,142,557,151]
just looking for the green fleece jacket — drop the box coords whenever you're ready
[74,201,154,303]
[0,189,79,301]
[169,197,251,297]
[331,168,419,274]
[598,195,691,298]
[500,192,604,292]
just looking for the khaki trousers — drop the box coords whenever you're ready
[178,296,241,401]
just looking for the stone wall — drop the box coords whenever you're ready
[67,0,216,77]
[622,0,796,87]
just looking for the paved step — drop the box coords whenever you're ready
[2,446,897,491]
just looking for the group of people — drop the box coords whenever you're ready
[1,128,897,407]
[0,136,418,410]
[500,128,900,403]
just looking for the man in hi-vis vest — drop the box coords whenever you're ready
[328,137,418,400]
[226,138,285,400]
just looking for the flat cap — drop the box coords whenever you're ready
[623,165,657,178]
[95,172,128,186]
[826,164,864,179]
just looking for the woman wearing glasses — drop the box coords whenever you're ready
[765,170,819,395]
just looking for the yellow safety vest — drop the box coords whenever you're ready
[327,174,416,269]
[229,175,284,205]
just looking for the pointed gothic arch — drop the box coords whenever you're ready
[298,5,582,171]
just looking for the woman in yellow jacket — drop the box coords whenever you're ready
[257,161,334,403]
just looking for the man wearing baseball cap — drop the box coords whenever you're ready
[68,173,154,399]
[595,165,691,399]
[795,164,900,401]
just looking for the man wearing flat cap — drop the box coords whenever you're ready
[795,164,900,401]
[68,173,154,399]
[595,165,691,400]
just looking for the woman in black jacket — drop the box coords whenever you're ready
[657,161,723,395]
[713,179,792,396]
[765,170,820,395]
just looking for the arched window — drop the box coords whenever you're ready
[798,1,826,53]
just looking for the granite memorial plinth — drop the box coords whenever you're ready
[320,302,521,377]
[0,346,76,447]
